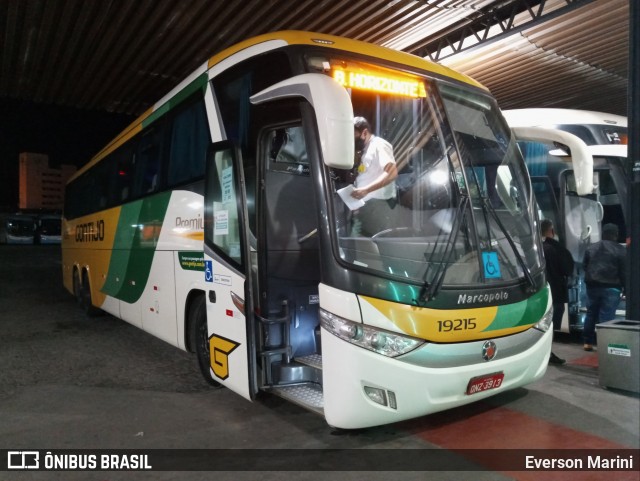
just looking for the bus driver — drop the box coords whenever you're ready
[350,116,398,237]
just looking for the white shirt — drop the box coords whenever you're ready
[354,135,396,201]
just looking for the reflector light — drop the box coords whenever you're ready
[387,391,397,409]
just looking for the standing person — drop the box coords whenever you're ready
[350,116,398,237]
[540,219,574,365]
[582,223,626,351]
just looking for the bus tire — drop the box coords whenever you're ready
[191,296,222,388]
[73,269,82,306]
[80,270,102,317]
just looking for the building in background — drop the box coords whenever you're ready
[19,152,76,211]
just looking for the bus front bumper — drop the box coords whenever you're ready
[321,326,552,429]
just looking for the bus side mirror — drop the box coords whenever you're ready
[250,73,354,170]
[511,126,595,196]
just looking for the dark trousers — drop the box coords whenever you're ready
[352,198,395,237]
[552,303,565,332]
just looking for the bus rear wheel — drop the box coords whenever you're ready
[73,269,82,306]
[80,270,102,317]
[191,296,222,388]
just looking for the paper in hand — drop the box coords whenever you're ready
[337,185,365,211]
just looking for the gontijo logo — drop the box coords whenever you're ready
[75,219,105,242]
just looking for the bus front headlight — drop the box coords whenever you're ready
[533,305,554,332]
[320,309,424,357]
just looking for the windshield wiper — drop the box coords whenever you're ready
[414,195,469,306]
[462,138,536,292]
[479,195,536,291]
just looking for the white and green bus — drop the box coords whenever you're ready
[63,31,553,429]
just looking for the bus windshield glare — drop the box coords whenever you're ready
[323,60,542,290]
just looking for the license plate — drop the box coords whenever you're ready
[466,372,504,395]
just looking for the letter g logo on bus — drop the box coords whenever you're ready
[209,335,240,380]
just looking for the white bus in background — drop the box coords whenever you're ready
[504,108,628,332]
[36,214,62,244]
[1,213,36,245]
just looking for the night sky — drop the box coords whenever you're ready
[0,99,134,211]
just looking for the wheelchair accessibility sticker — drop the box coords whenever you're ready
[482,251,501,279]
[204,260,213,282]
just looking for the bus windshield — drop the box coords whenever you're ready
[323,61,541,289]
[40,217,62,236]
[7,217,35,237]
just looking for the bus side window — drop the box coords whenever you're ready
[133,126,163,197]
[66,167,104,219]
[95,159,113,209]
[115,146,135,203]
[167,97,210,187]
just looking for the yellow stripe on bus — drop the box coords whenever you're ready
[207,31,485,91]
[361,296,531,343]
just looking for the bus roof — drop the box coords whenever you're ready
[206,31,484,89]
[72,31,487,182]
[502,108,627,128]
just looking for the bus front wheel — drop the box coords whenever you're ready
[191,296,222,388]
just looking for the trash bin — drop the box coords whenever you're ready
[596,320,640,393]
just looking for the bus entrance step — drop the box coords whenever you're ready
[295,354,322,370]
[269,383,324,415]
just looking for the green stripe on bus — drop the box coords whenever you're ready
[101,192,172,303]
[101,202,143,298]
[142,73,208,128]
[485,286,549,331]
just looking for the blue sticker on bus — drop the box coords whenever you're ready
[204,260,213,282]
[482,251,501,279]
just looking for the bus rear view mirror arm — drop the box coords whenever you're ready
[250,73,354,170]
[511,126,595,196]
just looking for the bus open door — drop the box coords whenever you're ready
[203,141,257,399]
[202,74,353,401]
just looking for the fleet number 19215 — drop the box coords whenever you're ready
[437,318,477,332]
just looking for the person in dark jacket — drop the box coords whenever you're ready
[582,223,626,351]
[541,219,575,364]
